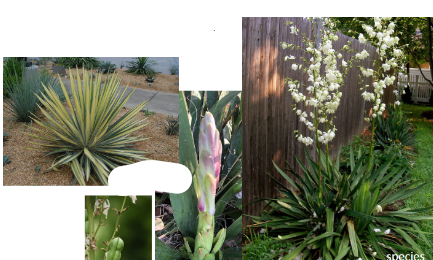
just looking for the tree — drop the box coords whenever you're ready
[330,17,433,88]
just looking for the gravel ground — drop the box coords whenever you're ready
[36,62,179,94]
[3,103,179,186]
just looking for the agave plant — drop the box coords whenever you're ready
[98,61,117,74]
[4,67,65,122]
[248,147,432,260]
[25,69,149,185]
[125,57,156,76]
[155,91,242,260]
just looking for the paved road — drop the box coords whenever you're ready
[24,65,179,115]
[28,57,179,75]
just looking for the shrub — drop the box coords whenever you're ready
[25,69,149,185]
[249,148,432,259]
[4,68,65,122]
[341,136,413,181]
[58,57,100,69]
[98,61,116,74]
[156,115,179,135]
[169,58,179,76]
[145,69,157,82]
[374,104,416,149]
[3,57,24,97]
[125,57,156,76]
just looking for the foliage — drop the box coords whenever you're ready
[169,58,179,76]
[143,109,155,117]
[58,57,100,69]
[156,115,179,136]
[156,91,242,259]
[330,17,433,88]
[145,69,157,82]
[243,229,292,260]
[3,155,11,165]
[373,104,416,149]
[4,68,65,122]
[3,57,24,97]
[248,148,433,259]
[52,57,61,65]
[403,120,433,259]
[25,69,149,186]
[98,61,116,74]
[125,57,156,76]
[341,136,413,181]
[86,196,152,260]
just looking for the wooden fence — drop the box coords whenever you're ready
[242,17,396,226]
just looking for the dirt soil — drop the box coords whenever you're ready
[38,62,179,94]
[3,103,179,186]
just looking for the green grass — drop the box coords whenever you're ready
[402,103,433,119]
[401,104,433,258]
[243,229,292,260]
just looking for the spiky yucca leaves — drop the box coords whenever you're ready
[374,104,416,149]
[25,69,149,185]
[126,57,156,76]
[248,148,432,260]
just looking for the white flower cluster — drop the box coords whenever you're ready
[282,18,345,146]
[356,17,404,121]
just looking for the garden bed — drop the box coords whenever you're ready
[37,62,179,94]
[3,103,179,186]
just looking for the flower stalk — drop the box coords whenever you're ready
[355,18,405,170]
[181,112,226,260]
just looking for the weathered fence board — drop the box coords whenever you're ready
[242,17,396,226]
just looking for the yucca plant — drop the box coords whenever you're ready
[25,69,149,185]
[58,57,100,69]
[126,57,156,76]
[4,67,65,122]
[156,115,179,135]
[146,69,157,82]
[98,61,117,74]
[248,147,433,260]
[247,17,432,260]
[374,104,416,149]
